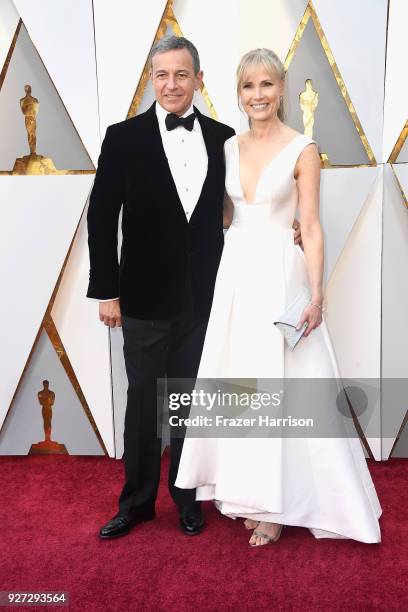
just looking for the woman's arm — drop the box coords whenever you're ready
[294,143,324,335]
[223,190,234,229]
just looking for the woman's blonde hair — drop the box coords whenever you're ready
[236,48,286,122]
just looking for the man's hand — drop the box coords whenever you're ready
[292,219,304,251]
[99,299,122,328]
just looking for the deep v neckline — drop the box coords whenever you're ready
[236,134,302,205]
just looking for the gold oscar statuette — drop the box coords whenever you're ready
[299,78,329,166]
[29,380,68,455]
[299,78,318,137]
[12,84,58,175]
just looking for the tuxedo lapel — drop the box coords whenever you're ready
[142,102,188,223]
[194,105,216,159]
[190,106,218,223]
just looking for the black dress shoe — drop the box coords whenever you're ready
[179,505,205,536]
[99,509,155,539]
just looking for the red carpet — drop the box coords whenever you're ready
[0,454,406,611]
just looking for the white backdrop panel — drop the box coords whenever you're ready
[325,169,383,459]
[325,169,382,379]
[174,0,240,130]
[51,201,115,457]
[0,0,19,72]
[381,165,408,458]
[110,325,126,459]
[12,0,100,166]
[239,0,308,60]
[0,175,93,429]
[393,163,408,199]
[382,0,408,161]
[320,167,378,285]
[93,0,167,135]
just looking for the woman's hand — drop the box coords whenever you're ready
[296,302,323,337]
[292,219,303,250]
[223,191,234,228]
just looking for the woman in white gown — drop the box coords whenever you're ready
[175,48,382,545]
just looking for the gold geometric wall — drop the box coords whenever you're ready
[0,12,103,455]
[0,0,406,459]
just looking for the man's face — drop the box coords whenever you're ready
[151,48,203,116]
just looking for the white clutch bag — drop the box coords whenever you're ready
[273,287,311,350]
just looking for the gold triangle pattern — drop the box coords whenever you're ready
[389,409,408,458]
[284,0,376,167]
[0,18,22,91]
[388,120,408,163]
[127,0,217,120]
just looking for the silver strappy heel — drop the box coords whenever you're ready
[249,524,284,546]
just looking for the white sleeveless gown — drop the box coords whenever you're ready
[175,134,382,543]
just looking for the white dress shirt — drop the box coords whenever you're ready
[155,101,208,220]
[95,101,208,302]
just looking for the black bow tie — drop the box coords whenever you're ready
[165,112,196,132]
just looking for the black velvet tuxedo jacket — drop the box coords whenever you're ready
[86,102,235,319]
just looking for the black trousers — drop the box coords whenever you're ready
[118,282,208,517]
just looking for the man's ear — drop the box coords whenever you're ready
[195,70,204,90]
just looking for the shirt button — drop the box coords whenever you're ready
[186,211,190,216]
[181,139,185,143]
[185,187,189,192]
[184,163,187,167]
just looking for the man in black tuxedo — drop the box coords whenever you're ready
[87,35,302,539]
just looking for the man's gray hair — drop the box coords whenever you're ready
[150,35,200,74]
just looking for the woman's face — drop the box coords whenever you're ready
[239,63,284,122]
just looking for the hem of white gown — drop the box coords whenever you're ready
[195,493,382,544]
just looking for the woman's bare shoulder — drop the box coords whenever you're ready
[295,139,321,178]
